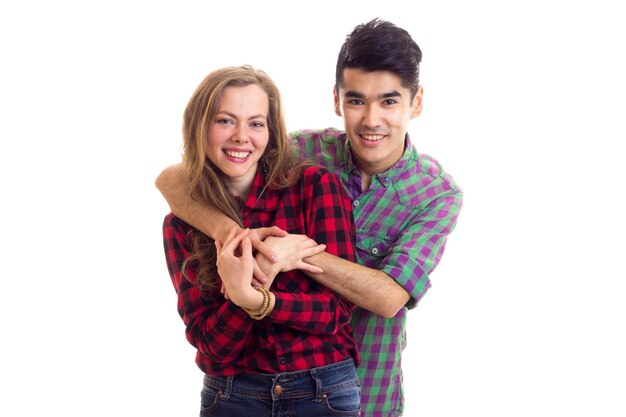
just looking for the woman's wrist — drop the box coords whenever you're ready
[242,287,275,320]
[232,285,265,310]
[240,286,276,320]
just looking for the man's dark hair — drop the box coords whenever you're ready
[335,18,422,98]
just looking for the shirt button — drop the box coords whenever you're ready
[279,357,286,364]
[372,248,379,255]
[353,200,360,207]
[268,326,275,335]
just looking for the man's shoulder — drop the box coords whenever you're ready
[290,127,346,146]
[403,150,461,193]
[290,128,347,170]
[389,150,462,209]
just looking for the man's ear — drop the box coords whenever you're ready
[411,85,424,119]
[333,86,341,116]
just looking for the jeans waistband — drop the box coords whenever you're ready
[203,358,358,400]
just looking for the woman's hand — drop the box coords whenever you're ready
[246,226,287,285]
[255,234,326,289]
[215,228,262,309]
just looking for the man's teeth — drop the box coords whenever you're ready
[361,134,384,141]
[225,150,250,158]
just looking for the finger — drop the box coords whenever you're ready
[252,259,268,284]
[222,226,239,245]
[300,238,320,249]
[220,283,230,300]
[291,234,319,249]
[214,238,225,256]
[302,243,326,258]
[223,228,250,253]
[241,236,253,259]
[251,277,265,287]
[257,226,288,239]
[295,261,324,274]
[252,240,279,263]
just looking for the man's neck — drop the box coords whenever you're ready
[360,172,372,192]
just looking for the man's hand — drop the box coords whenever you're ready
[264,234,327,273]
[248,226,288,263]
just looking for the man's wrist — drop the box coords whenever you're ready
[214,222,242,243]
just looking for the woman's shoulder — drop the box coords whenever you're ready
[300,164,333,179]
[296,164,341,187]
[163,212,192,232]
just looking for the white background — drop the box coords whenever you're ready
[1,1,625,416]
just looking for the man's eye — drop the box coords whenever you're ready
[348,99,364,105]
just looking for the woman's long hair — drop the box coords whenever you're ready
[181,65,304,290]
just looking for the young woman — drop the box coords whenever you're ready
[162,66,361,417]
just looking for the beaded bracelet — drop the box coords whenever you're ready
[243,286,274,320]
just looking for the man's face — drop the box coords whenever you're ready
[334,68,423,175]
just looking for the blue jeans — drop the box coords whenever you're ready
[199,358,360,417]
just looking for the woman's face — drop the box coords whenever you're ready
[205,84,270,196]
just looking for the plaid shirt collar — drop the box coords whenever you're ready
[239,168,279,212]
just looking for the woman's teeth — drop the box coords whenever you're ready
[224,150,250,158]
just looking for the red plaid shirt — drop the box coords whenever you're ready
[163,165,359,376]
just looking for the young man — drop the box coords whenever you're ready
[157,19,462,417]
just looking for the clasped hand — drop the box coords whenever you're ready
[216,226,326,299]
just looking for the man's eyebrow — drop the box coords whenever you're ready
[343,90,403,99]
[344,90,365,99]
[380,90,402,99]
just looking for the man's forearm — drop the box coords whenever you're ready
[155,164,238,241]
[304,251,410,318]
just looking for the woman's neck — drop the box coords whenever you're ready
[226,166,258,200]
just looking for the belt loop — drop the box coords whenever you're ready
[310,368,324,403]
[221,375,234,400]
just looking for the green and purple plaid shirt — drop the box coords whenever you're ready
[291,128,463,417]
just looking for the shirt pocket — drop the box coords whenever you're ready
[355,234,393,267]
